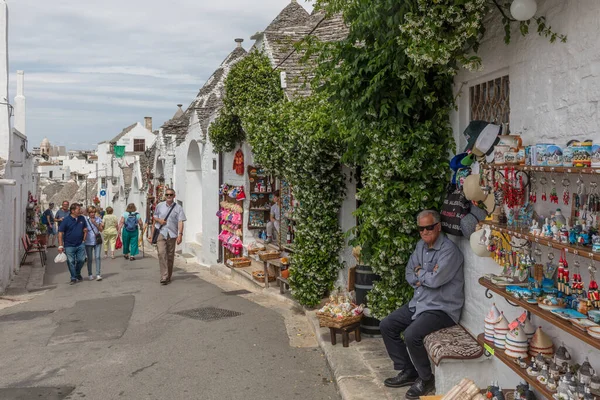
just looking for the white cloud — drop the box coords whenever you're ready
[7,0,313,149]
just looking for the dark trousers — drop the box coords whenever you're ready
[380,304,455,381]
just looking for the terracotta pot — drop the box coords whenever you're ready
[281,269,290,279]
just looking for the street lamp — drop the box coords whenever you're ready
[510,0,537,21]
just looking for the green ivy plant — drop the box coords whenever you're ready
[215,51,346,306]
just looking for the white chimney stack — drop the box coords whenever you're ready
[144,116,152,132]
[0,0,10,160]
[235,38,243,48]
[14,70,25,135]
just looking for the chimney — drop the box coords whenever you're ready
[235,38,244,48]
[14,70,25,135]
[144,116,152,132]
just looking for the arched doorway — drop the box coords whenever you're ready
[186,141,202,245]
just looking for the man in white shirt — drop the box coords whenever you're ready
[266,190,280,244]
[152,189,186,285]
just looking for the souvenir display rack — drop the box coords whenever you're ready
[480,221,600,262]
[474,155,600,398]
[479,277,600,351]
[483,165,600,175]
[218,187,243,263]
[475,333,555,399]
[247,165,274,230]
[26,207,37,239]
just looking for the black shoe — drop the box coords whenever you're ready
[69,280,77,285]
[160,280,167,285]
[405,377,435,399]
[384,370,419,388]
[76,276,83,281]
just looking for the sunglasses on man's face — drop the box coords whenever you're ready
[418,222,438,232]
[165,193,175,197]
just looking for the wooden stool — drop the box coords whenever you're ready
[277,277,290,294]
[329,322,362,347]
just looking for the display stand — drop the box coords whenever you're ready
[26,207,37,240]
[219,189,243,264]
[247,165,274,231]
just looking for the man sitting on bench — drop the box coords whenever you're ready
[380,209,464,399]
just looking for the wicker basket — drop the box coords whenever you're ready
[316,312,362,329]
[258,251,281,261]
[252,270,276,283]
[248,247,265,255]
[226,257,251,268]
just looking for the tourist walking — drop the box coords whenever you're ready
[41,203,56,247]
[102,207,118,259]
[55,201,70,227]
[57,203,88,285]
[118,203,143,261]
[380,209,464,399]
[84,206,104,281]
[152,189,186,285]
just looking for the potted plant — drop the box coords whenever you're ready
[36,222,48,246]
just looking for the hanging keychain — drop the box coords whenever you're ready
[572,259,583,296]
[588,263,599,309]
[562,178,570,206]
[540,176,548,202]
[529,176,537,203]
[558,249,570,295]
[550,176,559,204]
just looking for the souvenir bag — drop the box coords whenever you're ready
[440,184,471,236]
[115,235,123,250]
[152,204,176,245]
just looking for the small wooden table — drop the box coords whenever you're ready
[329,322,362,348]
[276,276,289,294]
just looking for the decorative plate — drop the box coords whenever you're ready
[587,326,600,339]
[550,309,587,320]
[538,303,566,311]
[571,319,598,331]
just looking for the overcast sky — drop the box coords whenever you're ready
[7,0,313,150]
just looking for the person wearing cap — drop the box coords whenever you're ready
[380,209,464,399]
[42,203,56,247]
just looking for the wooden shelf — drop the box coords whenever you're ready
[282,244,295,253]
[483,164,600,175]
[479,278,600,351]
[476,333,555,399]
[480,221,600,262]
[250,191,273,194]
[247,225,266,230]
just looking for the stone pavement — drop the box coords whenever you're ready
[171,249,410,400]
[0,245,338,400]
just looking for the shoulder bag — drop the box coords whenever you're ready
[88,217,103,246]
[152,204,176,245]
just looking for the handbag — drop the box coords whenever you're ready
[152,203,176,245]
[115,235,123,250]
[440,184,471,236]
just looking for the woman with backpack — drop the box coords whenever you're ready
[118,203,143,261]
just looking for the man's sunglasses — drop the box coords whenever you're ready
[417,222,438,232]
[165,193,175,197]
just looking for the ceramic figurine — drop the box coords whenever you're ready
[557,375,570,399]
[590,373,600,392]
[579,357,595,385]
[547,377,557,391]
[549,362,561,381]
[584,386,595,400]
[537,363,550,385]
[518,356,528,369]
[530,220,541,236]
[551,221,559,239]
[554,343,572,372]
[544,218,553,237]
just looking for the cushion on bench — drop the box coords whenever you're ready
[424,324,483,366]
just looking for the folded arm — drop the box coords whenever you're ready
[417,245,463,289]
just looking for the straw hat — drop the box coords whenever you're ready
[470,230,492,257]
[483,192,496,214]
[463,175,486,202]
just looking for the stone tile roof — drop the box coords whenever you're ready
[48,181,79,206]
[161,45,247,145]
[264,0,311,33]
[110,123,137,144]
[72,179,97,205]
[42,182,64,201]
[264,9,348,99]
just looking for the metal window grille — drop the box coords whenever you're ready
[133,139,145,152]
[469,75,510,128]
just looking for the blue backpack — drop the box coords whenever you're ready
[125,212,138,232]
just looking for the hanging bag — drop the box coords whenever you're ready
[152,204,176,245]
[115,235,123,250]
[440,184,471,236]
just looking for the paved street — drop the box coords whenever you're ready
[0,249,338,400]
